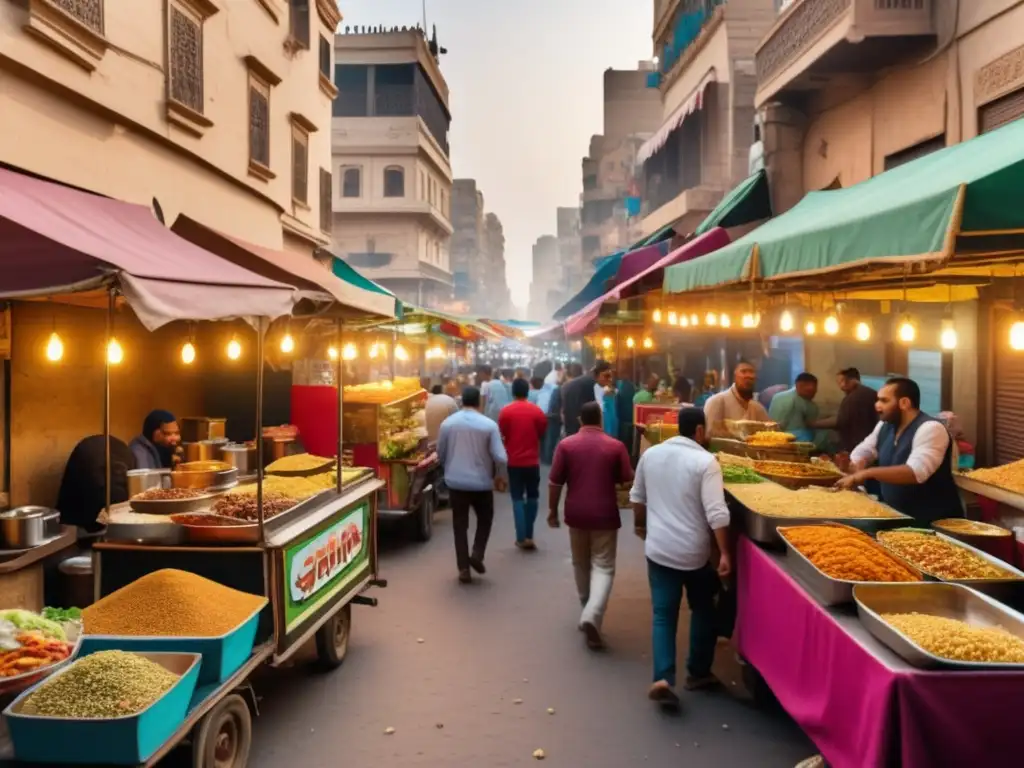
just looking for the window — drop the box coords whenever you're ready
[384,167,405,198]
[53,0,104,33]
[341,167,361,198]
[374,64,415,115]
[319,168,332,232]
[249,76,271,173]
[318,35,330,79]
[291,127,309,205]
[289,0,310,49]
[333,64,369,117]
[884,135,945,170]
[169,4,204,114]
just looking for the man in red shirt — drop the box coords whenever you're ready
[498,378,549,549]
[548,401,634,650]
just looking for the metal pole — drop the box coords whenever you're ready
[104,289,113,519]
[336,319,343,494]
[256,318,266,545]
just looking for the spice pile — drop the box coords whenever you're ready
[933,519,1012,537]
[721,465,765,484]
[213,492,297,521]
[966,459,1024,494]
[746,431,796,447]
[132,487,204,501]
[20,651,179,718]
[727,483,902,519]
[782,525,921,582]
[882,613,1024,663]
[877,531,1013,580]
[752,460,839,479]
[82,569,265,637]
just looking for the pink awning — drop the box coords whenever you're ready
[637,68,717,164]
[0,167,295,328]
[562,227,730,335]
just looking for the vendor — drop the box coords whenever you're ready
[835,377,963,523]
[703,361,770,438]
[767,373,831,450]
[129,410,182,469]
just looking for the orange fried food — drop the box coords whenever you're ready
[784,525,921,582]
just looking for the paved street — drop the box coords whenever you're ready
[234,482,815,767]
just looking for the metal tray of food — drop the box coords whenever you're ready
[169,513,260,545]
[103,510,186,546]
[876,529,1024,600]
[734,499,913,548]
[954,473,1024,514]
[777,525,923,605]
[853,582,1024,670]
[128,489,225,515]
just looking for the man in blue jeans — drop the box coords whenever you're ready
[629,407,732,711]
[499,378,548,549]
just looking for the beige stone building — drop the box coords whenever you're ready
[557,207,583,295]
[0,0,340,256]
[529,235,560,322]
[484,213,513,319]
[640,0,777,237]
[329,28,453,309]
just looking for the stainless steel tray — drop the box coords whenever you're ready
[128,489,226,515]
[734,497,913,547]
[954,473,1024,513]
[778,525,923,606]
[854,582,1024,670]
[104,520,185,546]
[876,529,1024,601]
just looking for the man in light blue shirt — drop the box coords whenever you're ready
[437,386,509,583]
[480,365,511,422]
[768,372,830,450]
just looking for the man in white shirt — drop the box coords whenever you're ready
[835,377,962,523]
[703,361,771,438]
[423,383,458,446]
[630,407,732,711]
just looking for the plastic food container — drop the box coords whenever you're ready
[3,651,201,765]
[79,601,265,685]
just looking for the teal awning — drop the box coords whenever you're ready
[694,169,772,236]
[665,118,1024,294]
[331,257,403,319]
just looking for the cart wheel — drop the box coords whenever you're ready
[315,602,351,670]
[739,658,777,709]
[192,694,252,768]
[413,490,434,542]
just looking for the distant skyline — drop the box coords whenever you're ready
[337,0,653,312]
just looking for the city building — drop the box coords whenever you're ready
[639,0,777,237]
[484,213,513,319]
[528,235,560,321]
[581,66,662,269]
[557,207,583,295]
[752,0,1024,461]
[329,26,454,308]
[451,179,485,312]
[0,0,340,256]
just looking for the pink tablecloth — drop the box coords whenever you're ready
[735,535,1024,768]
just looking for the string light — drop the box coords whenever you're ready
[227,338,242,360]
[369,343,380,359]
[45,332,64,362]
[940,320,958,351]
[720,314,731,328]
[642,337,653,349]
[804,320,817,336]
[1011,322,1024,351]
[705,312,718,326]
[180,341,196,365]
[689,313,699,326]
[328,346,339,360]
[344,343,360,360]
[395,344,409,361]
[741,313,754,329]
[667,311,678,326]
[824,315,839,336]
[652,309,662,323]
[106,338,124,365]
[280,333,295,354]
[626,337,636,348]
[898,316,916,343]
[680,314,689,328]
[779,310,795,333]
[855,322,871,342]
[601,337,612,350]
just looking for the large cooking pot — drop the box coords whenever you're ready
[126,469,171,498]
[183,439,228,463]
[219,443,258,474]
[0,506,61,549]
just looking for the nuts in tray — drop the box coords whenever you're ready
[212,493,298,522]
[881,613,1024,663]
[877,530,1013,580]
[132,487,205,501]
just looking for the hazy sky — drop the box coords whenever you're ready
[339,0,653,311]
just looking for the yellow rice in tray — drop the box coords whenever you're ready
[882,613,1024,663]
[83,569,265,637]
[726,482,901,519]
[966,459,1024,494]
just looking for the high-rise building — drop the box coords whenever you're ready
[484,213,513,319]
[451,179,485,312]
[528,235,560,321]
[557,208,583,295]
[329,26,454,309]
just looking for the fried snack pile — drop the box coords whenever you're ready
[782,525,921,582]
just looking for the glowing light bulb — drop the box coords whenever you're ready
[824,315,839,336]
[855,322,871,342]
[690,314,699,326]
[395,344,409,361]
[898,318,916,343]
[741,313,753,329]
[181,342,196,365]
[779,311,794,333]
[680,314,689,328]
[106,338,124,365]
[652,309,663,323]
[667,311,678,326]
[280,333,295,354]
[328,346,339,360]
[601,337,612,349]
[642,337,653,349]
[940,327,958,350]
[705,312,718,326]
[804,320,817,336]
[720,314,731,328]
[227,338,242,360]
[1011,322,1024,351]
[342,343,357,360]
[626,337,636,349]
[45,332,64,362]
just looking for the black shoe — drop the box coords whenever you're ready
[469,556,486,574]
[458,569,472,584]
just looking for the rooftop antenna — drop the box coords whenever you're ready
[422,0,427,32]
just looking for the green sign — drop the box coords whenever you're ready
[283,503,370,633]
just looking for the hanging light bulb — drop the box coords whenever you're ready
[680,314,689,328]
[395,343,409,361]
[1011,322,1024,351]
[652,309,663,323]
[898,316,916,343]
[626,337,636,349]
[328,346,339,360]
[804,320,817,336]
[824,315,840,336]
[705,312,718,326]
[45,332,64,362]
[940,319,958,351]
[855,322,871,342]
[343,343,358,360]
[227,338,242,360]
[667,311,678,326]
[741,313,753,329]
[642,337,653,349]
[106,338,124,365]
[180,341,196,365]
[601,336,612,350]
[779,310,795,332]
[280,333,295,354]
[690,313,699,326]
[720,314,731,328]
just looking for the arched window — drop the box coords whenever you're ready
[341,167,361,198]
[384,166,405,198]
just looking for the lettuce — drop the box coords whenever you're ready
[0,609,66,640]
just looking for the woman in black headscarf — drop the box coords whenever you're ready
[55,435,135,532]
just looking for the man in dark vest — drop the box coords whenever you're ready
[835,377,963,523]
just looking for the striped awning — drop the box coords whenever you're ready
[637,68,717,165]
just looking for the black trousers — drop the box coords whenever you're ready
[449,489,495,571]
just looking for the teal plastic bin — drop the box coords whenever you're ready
[78,601,266,685]
[4,651,201,765]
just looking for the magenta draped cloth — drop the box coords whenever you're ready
[735,535,1024,768]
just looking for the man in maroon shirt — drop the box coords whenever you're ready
[499,378,549,549]
[548,401,634,650]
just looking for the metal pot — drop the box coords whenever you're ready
[0,506,61,549]
[126,469,171,498]
[183,439,228,463]
[220,443,257,474]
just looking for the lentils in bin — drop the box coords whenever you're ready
[82,569,265,637]
[20,651,179,718]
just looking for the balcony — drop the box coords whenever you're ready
[755,0,936,107]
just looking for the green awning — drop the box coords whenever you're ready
[665,118,1024,294]
[694,169,772,235]
[331,257,402,319]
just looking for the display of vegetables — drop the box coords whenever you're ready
[0,609,77,680]
[721,465,765,484]
[0,610,66,641]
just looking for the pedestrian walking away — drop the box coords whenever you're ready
[629,406,731,711]
[437,386,508,583]
[542,372,563,465]
[548,401,634,650]
[560,361,598,437]
[498,378,548,549]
